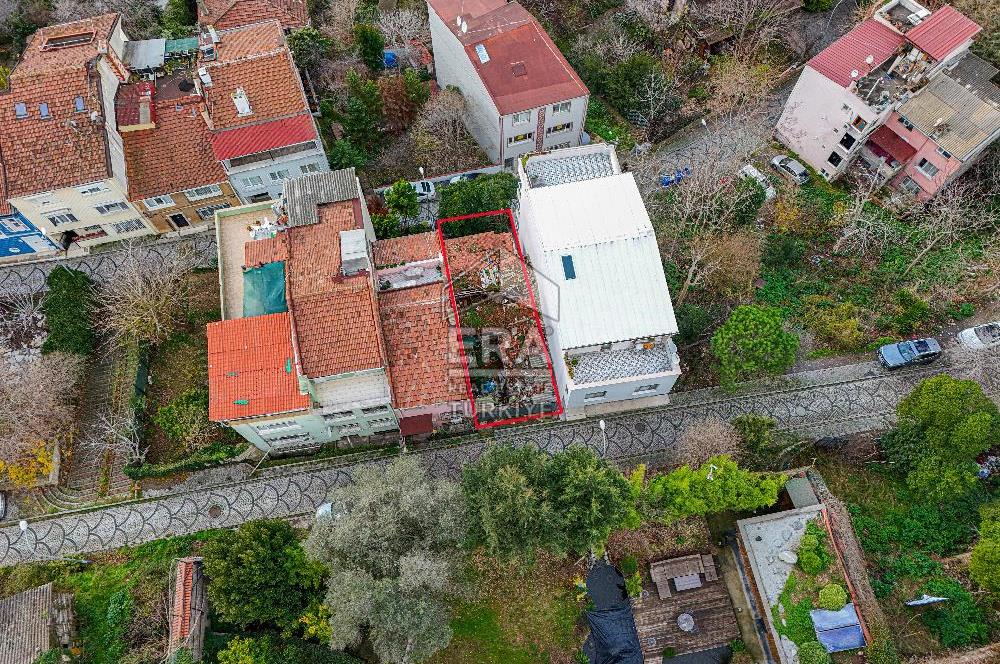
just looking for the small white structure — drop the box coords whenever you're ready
[517,144,681,418]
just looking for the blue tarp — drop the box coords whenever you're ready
[810,603,866,653]
[584,562,643,664]
[242,261,287,317]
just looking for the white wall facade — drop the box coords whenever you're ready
[224,142,329,202]
[499,95,588,166]
[309,368,398,438]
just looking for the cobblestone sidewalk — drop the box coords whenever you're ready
[2,352,996,565]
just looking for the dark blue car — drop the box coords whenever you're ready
[877,338,942,369]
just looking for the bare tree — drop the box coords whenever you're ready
[572,25,642,67]
[92,240,198,347]
[377,9,430,48]
[0,352,84,474]
[83,411,147,465]
[676,417,744,468]
[634,71,681,142]
[0,292,43,344]
[693,0,794,62]
[52,0,162,39]
[412,89,488,174]
[321,0,361,43]
[831,173,898,256]
[0,0,17,26]
[624,0,683,33]
[703,57,771,117]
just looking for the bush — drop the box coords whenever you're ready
[437,172,518,232]
[818,583,847,611]
[122,440,246,480]
[675,303,713,344]
[798,550,823,575]
[970,539,1000,593]
[620,555,638,576]
[798,534,818,551]
[41,267,95,355]
[763,234,807,270]
[625,571,642,597]
[796,641,831,664]
[892,289,932,334]
[384,179,419,219]
[733,178,767,227]
[711,305,799,387]
[328,139,367,170]
[803,0,833,10]
[353,23,385,71]
[372,212,402,239]
[803,296,864,351]
[918,577,988,647]
[154,388,212,450]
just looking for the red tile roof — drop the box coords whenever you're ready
[214,20,287,62]
[199,0,307,30]
[906,5,981,62]
[123,94,229,200]
[428,0,588,115]
[808,19,905,87]
[207,312,310,421]
[245,233,289,267]
[442,230,515,274]
[379,284,467,410]
[171,559,195,643]
[867,124,917,164]
[373,232,440,268]
[211,113,317,161]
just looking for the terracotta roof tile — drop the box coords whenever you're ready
[292,286,384,376]
[200,0,307,30]
[808,19,905,88]
[122,94,229,200]
[211,113,317,161]
[906,5,981,62]
[379,284,467,409]
[245,233,289,266]
[207,312,310,421]
[215,20,287,62]
[11,14,119,80]
[442,230,515,274]
[373,232,441,268]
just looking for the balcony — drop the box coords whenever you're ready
[570,341,679,386]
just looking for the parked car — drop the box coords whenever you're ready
[876,338,942,369]
[448,172,483,184]
[740,164,777,200]
[769,155,809,185]
[956,321,1000,350]
[410,179,436,201]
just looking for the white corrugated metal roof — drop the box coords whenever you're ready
[523,172,677,349]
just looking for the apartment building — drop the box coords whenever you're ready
[427,0,589,167]
[516,144,682,418]
[776,1,999,199]
[0,15,155,253]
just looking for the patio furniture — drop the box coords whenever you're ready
[677,613,696,633]
[674,574,703,591]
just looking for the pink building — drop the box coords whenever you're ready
[776,1,1000,199]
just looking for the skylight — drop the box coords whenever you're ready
[475,44,490,64]
[561,255,576,280]
[44,32,94,49]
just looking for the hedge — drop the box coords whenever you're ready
[41,267,95,355]
[123,441,246,480]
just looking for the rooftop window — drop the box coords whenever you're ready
[74,96,86,112]
[14,102,27,119]
[43,32,94,49]
[561,254,576,279]
[474,44,490,64]
[39,103,50,119]
[232,87,252,117]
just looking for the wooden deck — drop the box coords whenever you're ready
[632,571,740,663]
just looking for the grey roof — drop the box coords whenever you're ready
[785,476,820,508]
[123,39,166,71]
[898,53,1000,160]
[524,150,616,187]
[0,583,55,664]
[284,169,359,227]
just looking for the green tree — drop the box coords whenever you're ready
[353,23,385,71]
[384,179,419,218]
[796,642,831,664]
[161,0,195,34]
[462,444,559,563]
[341,70,384,156]
[437,172,519,236]
[403,68,430,106]
[288,27,334,72]
[328,139,367,170]
[217,637,275,664]
[803,0,833,11]
[304,456,464,663]
[711,305,798,388]
[970,539,1000,593]
[202,520,325,631]
[818,583,847,610]
[41,267,94,356]
[884,375,997,502]
[918,577,988,647]
[372,213,402,239]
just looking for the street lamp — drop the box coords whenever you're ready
[598,419,607,457]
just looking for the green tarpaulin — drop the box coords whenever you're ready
[243,261,287,317]
[164,37,198,55]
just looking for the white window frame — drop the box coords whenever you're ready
[39,103,50,119]
[111,218,147,234]
[77,182,109,196]
[508,131,533,145]
[95,201,129,215]
[269,170,291,182]
[512,110,531,125]
[241,175,265,189]
[255,421,303,435]
[46,211,78,226]
[196,203,230,220]
[143,195,175,210]
[546,122,573,136]
[183,184,223,201]
[552,101,571,114]
[900,176,922,195]
[14,102,27,119]
[584,391,607,401]
[300,162,321,174]
[916,158,939,178]
[633,384,660,395]
[935,146,952,160]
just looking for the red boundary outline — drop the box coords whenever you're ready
[436,209,564,429]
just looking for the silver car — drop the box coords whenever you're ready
[770,155,809,185]
[956,322,1000,350]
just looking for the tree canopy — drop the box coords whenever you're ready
[710,305,798,387]
[384,179,419,219]
[437,172,518,236]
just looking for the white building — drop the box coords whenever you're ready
[516,145,681,418]
[427,0,590,168]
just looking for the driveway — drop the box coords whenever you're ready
[2,350,996,565]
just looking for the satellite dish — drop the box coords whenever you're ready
[851,69,859,78]
[865,54,875,64]
[456,16,461,26]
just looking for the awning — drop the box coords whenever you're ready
[399,414,433,436]
[866,125,917,165]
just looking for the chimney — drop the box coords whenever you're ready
[340,229,370,276]
[198,66,213,87]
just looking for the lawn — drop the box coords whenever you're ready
[430,553,586,664]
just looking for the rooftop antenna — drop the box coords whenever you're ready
[865,54,875,65]
[851,69,859,78]
[461,20,468,33]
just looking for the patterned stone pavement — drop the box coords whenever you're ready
[2,352,997,565]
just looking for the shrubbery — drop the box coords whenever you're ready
[796,641,831,664]
[711,305,798,388]
[917,577,988,647]
[153,387,213,451]
[817,583,847,611]
[41,267,95,355]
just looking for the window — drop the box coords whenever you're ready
[916,158,939,177]
[77,225,106,238]
[196,203,230,220]
[168,213,190,228]
[77,182,108,195]
[44,32,93,48]
[600,342,613,351]
[94,201,129,215]
[300,162,321,174]
[46,211,78,226]
[900,176,922,196]
[362,405,390,414]
[508,131,533,145]
[255,421,302,434]
[827,151,843,167]
[633,384,660,395]
[935,146,952,159]
[14,102,27,119]
[585,391,607,400]
[546,122,573,135]
[561,254,576,279]
[325,410,353,420]
[550,142,571,150]
[269,169,291,182]
[39,103,50,119]
[552,101,571,114]
[112,218,146,234]
[74,96,86,113]
[851,116,867,131]
[241,175,265,189]
[228,142,317,168]
[898,115,914,130]
[143,194,174,210]
[369,416,395,427]
[512,111,531,125]
[183,184,222,201]
[839,133,856,150]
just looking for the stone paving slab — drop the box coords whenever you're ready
[1,352,996,565]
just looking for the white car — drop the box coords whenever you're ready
[956,321,1000,350]
[410,180,436,201]
[740,164,776,200]
[770,155,809,185]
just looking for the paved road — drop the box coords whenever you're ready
[3,351,997,565]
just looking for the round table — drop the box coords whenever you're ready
[677,613,696,632]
